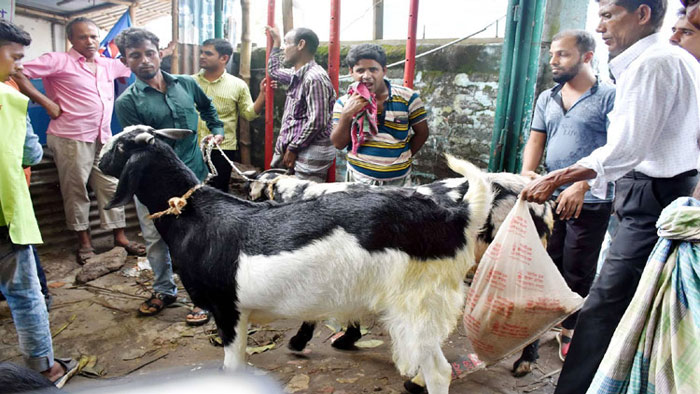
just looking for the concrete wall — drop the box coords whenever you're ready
[238,38,503,183]
[13,14,65,61]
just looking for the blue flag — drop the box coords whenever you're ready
[99,10,131,58]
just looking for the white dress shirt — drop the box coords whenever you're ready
[577,33,700,199]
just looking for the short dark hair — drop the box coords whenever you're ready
[596,0,667,31]
[202,38,233,59]
[345,43,387,68]
[114,27,160,56]
[552,29,596,54]
[66,17,97,40]
[677,6,687,17]
[291,28,319,54]
[0,19,31,47]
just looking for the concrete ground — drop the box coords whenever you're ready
[0,239,563,394]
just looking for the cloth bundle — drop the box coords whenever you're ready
[347,82,378,155]
[588,197,700,394]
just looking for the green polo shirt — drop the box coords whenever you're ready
[115,71,224,181]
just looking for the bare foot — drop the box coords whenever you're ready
[40,362,64,383]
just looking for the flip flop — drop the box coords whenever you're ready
[186,308,210,326]
[122,241,146,257]
[76,247,96,265]
[53,357,78,389]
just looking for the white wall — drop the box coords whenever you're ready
[13,14,65,61]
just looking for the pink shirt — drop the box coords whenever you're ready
[22,48,132,143]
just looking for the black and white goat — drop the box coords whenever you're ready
[99,125,493,394]
[248,160,555,379]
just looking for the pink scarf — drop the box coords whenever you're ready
[347,82,378,155]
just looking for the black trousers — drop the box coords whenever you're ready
[519,202,612,361]
[550,202,612,329]
[554,170,698,394]
[208,149,240,193]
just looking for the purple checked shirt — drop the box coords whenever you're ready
[267,48,335,154]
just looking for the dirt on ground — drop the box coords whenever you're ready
[0,237,562,394]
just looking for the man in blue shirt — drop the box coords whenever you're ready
[516,30,615,374]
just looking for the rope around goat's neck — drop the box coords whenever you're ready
[147,184,204,220]
[200,139,285,185]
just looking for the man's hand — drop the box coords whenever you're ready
[202,134,224,145]
[520,172,561,204]
[340,93,368,119]
[265,25,282,48]
[259,77,277,93]
[12,71,62,119]
[283,150,297,169]
[555,181,589,220]
[693,180,700,200]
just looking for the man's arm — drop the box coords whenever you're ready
[240,78,264,121]
[22,115,43,167]
[264,26,293,85]
[521,131,546,178]
[11,71,61,119]
[115,95,142,128]
[409,120,429,155]
[191,79,224,142]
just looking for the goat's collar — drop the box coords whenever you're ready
[147,184,204,220]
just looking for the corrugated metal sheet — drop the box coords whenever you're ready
[29,153,140,249]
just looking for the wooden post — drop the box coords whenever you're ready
[326,0,341,182]
[128,4,137,26]
[264,0,275,169]
[372,0,383,40]
[171,0,179,74]
[282,0,294,35]
[239,0,252,165]
[403,0,419,88]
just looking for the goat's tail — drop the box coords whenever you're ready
[445,154,492,236]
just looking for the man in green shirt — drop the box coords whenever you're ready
[194,38,267,192]
[114,28,223,325]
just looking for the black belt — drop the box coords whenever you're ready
[625,169,698,181]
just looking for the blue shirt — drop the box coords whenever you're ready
[23,115,42,167]
[531,80,615,202]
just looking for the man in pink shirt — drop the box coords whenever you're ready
[13,17,144,262]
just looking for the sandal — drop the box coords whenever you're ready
[53,357,78,388]
[138,293,177,316]
[121,241,146,257]
[76,247,96,265]
[186,307,210,326]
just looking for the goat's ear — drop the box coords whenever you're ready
[105,153,145,209]
[153,128,192,140]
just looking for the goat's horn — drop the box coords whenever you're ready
[135,132,155,145]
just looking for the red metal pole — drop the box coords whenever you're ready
[264,0,276,169]
[327,0,341,182]
[403,0,419,88]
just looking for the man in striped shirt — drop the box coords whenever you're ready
[331,44,429,186]
[194,38,267,192]
[265,26,336,182]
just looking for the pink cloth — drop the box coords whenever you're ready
[347,82,378,155]
[22,48,132,143]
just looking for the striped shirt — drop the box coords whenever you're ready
[267,48,336,155]
[333,80,427,180]
[193,71,259,150]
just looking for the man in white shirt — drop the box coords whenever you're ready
[521,1,700,392]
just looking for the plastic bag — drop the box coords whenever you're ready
[463,198,584,364]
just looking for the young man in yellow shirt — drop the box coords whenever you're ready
[194,38,267,192]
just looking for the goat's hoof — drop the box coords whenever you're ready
[403,379,426,394]
[331,334,359,351]
[511,357,533,378]
[288,335,310,352]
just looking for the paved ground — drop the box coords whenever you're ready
[0,239,563,393]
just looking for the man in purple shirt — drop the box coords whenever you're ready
[13,17,144,263]
[265,25,336,182]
